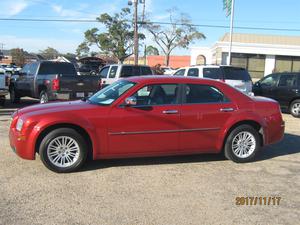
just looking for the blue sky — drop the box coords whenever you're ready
[1,0,300,54]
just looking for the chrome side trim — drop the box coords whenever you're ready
[109,127,220,136]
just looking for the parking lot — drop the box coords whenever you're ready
[0,98,299,225]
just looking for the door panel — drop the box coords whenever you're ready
[179,84,236,152]
[108,105,180,155]
[107,83,181,155]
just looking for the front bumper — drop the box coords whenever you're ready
[9,128,35,160]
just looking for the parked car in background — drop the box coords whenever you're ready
[253,72,300,117]
[9,76,284,172]
[0,68,9,106]
[161,66,175,75]
[99,64,153,87]
[9,61,102,104]
[173,65,253,95]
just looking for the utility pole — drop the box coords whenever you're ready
[133,0,139,65]
[228,0,235,65]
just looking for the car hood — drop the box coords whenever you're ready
[17,100,99,117]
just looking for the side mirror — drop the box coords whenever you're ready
[125,96,137,106]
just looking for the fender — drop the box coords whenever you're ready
[30,112,102,160]
[216,110,267,151]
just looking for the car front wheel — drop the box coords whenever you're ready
[224,125,261,163]
[39,128,88,173]
[290,100,300,118]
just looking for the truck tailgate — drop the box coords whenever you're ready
[58,75,100,98]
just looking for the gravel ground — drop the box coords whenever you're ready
[0,99,299,225]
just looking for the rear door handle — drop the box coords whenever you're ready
[162,110,178,114]
[220,108,234,112]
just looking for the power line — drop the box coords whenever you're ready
[1,17,300,32]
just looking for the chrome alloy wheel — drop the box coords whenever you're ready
[232,131,256,159]
[291,103,300,116]
[47,136,80,168]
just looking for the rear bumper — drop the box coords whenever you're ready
[9,128,35,160]
[265,120,285,145]
[49,91,95,101]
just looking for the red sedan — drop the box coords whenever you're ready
[9,76,284,173]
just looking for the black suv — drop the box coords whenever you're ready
[253,73,300,117]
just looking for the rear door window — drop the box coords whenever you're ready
[203,68,222,79]
[174,69,185,76]
[278,74,297,87]
[184,84,229,104]
[120,66,133,77]
[187,68,199,77]
[222,67,251,81]
[38,62,76,76]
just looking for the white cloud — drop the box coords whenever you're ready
[0,0,29,16]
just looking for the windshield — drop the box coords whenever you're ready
[89,80,136,105]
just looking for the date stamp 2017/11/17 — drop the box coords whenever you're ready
[235,197,281,206]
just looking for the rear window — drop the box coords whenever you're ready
[38,62,76,76]
[203,68,222,79]
[141,66,152,75]
[222,67,251,81]
[121,66,151,77]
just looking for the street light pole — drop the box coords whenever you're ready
[133,0,139,65]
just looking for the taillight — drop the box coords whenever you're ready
[52,78,60,91]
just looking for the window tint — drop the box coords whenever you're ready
[203,68,222,79]
[174,69,185,76]
[260,75,279,87]
[99,66,110,78]
[278,74,297,87]
[28,63,38,75]
[109,66,118,78]
[133,84,179,106]
[187,68,199,77]
[38,62,76,76]
[121,66,134,77]
[222,67,251,81]
[141,66,152,75]
[184,84,228,104]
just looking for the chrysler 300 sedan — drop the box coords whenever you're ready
[9,76,285,173]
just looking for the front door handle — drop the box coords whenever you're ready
[162,110,178,114]
[220,108,234,112]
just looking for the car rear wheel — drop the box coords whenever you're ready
[10,87,20,104]
[39,128,88,173]
[224,125,261,163]
[290,100,300,118]
[39,91,49,104]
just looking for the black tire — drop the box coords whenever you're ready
[39,91,49,104]
[39,128,88,173]
[289,99,300,118]
[10,87,20,104]
[224,125,261,163]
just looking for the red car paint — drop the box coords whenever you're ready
[9,76,284,161]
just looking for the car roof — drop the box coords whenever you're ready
[107,64,150,67]
[175,65,245,70]
[126,75,224,85]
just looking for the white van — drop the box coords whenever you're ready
[99,64,153,87]
[173,65,253,95]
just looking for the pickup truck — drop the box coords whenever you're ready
[0,68,9,106]
[9,61,102,104]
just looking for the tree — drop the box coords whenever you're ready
[39,47,60,60]
[10,48,26,66]
[145,45,159,56]
[79,8,145,63]
[145,9,206,66]
[76,42,90,57]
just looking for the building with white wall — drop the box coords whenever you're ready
[191,33,300,79]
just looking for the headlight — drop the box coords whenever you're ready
[16,118,24,131]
